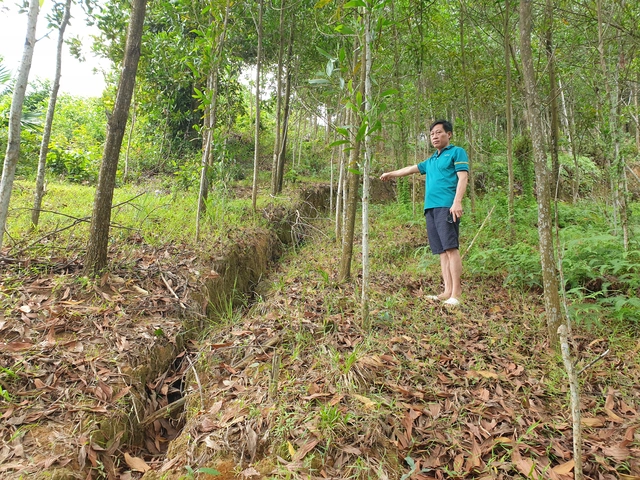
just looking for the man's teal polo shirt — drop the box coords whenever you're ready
[416,144,469,210]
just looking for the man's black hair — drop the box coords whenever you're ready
[429,119,453,133]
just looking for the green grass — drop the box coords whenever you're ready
[4,179,295,258]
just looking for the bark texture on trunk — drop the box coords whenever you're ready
[519,0,562,348]
[505,0,515,236]
[338,45,365,283]
[85,0,147,274]
[32,0,72,228]
[0,0,39,251]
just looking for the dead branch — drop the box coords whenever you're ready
[140,396,187,426]
[461,204,495,261]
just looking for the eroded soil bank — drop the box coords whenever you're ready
[0,185,330,479]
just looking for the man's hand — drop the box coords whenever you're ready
[450,201,463,222]
[380,171,394,181]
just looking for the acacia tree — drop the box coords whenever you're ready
[519,0,562,348]
[32,0,72,228]
[0,0,39,251]
[195,0,231,240]
[85,0,147,274]
[251,0,263,212]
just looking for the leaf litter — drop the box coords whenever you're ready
[144,213,639,479]
[0,209,639,479]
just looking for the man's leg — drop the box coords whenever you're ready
[439,252,452,299]
[444,248,462,299]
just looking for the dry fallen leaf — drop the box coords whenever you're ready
[1,342,34,352]
[124,452,150,472]
[552,460,574,474]
[241,467,261,478]
[352,393,376,409]
[581,417,604,427]
[602,445,630,461]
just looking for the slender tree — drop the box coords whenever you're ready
[32,0,72,229]
[251,0,263,212]
[338,43,365,283]
[195,0,231,240]
[270,0,286,195]
[505,0,515,236]
[545,0,561,194]
[459,0,476,215]
[84,0,147,274]
[361,4,372,324]
[519,0,563,348]
[0,0,40,251]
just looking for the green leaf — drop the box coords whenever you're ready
[314,0,333,7]
[335,24,356,35]
[330,139,350,147]
[196,467,221,475]
[381,88,398,97]
[356,91,363,106]
[316,46,334,60]
[348,167,362,175]
[309,78,331,85]
[326,59,334,77]
[339,47,346,64]
[369,120,382,135]
[335,127,350,137]
[344,0,366,7]
[356,121,368,141]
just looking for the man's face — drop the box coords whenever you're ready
[430,124,452,151]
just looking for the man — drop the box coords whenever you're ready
[380,120,469,305]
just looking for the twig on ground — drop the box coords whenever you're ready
[161,272,186,309]
[186,354,204,410]
[140,396,188,426]
[577,348,610,376]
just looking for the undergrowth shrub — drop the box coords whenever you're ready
[465,197,640,326]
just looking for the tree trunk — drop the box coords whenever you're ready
[597,0,627,251]
[505,0,515,238]
[459,0,476,216]
[31,0,71,229]
[123,92,136,183]
[276,23,294,193]
[338,44,365,283]
[0,0,39,251]
[635,75,640,152]
[251,0,263,212]
[361,6,372,324]
[270,0,286,195]
[391,1,407,170]
[335,110,347,240]
[545,0,561,196]
[519,0,562,348]
[84,0,147,274]
[196,0,230,240]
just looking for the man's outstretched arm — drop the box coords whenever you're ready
[380,165,419,181]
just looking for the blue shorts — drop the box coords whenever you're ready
[425,207,459,254]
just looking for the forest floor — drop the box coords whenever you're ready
[0,193,639,480]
